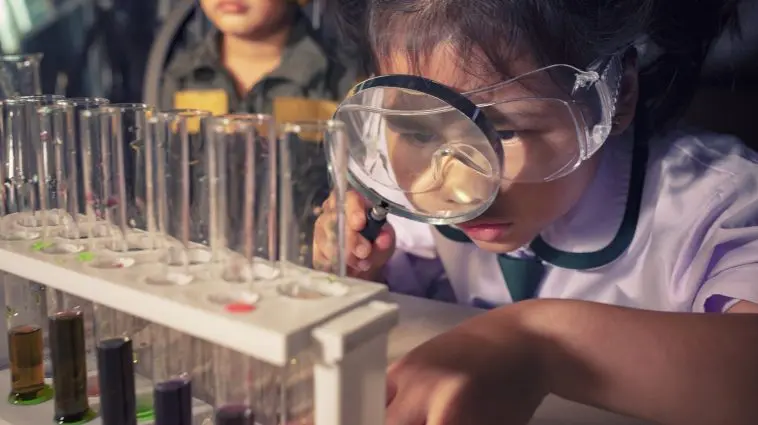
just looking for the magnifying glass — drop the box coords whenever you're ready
[333,75,504,241]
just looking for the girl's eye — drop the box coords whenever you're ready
[498,130,516,141]
[404,132,436,144]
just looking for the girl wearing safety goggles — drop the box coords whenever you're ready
[314,0,756,423]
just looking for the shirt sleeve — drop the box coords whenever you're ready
[691,179,758,313]
[383,216,455,302]
[384,251,456,302]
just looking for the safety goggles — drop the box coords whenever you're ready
[334,53,624,224]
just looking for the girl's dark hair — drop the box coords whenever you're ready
[328,0,741,132]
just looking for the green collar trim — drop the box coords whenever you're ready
[436,141,648,271]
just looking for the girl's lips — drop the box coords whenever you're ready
[216,1,249,14]
[456,223,513,242]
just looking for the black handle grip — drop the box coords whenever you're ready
[359,208,387,242]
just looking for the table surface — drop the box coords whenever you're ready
[387,294,651,425]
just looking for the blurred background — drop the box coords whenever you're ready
[0,0,341,102]
[0,0,756,141]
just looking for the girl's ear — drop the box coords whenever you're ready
[610,50,639,135]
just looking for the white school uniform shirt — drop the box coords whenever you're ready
[387,130,758,312]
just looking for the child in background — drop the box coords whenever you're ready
[315,0,758,423]
[158,0,357,115]
[159,0,359,265]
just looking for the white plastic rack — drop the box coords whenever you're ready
[0,235,399,425]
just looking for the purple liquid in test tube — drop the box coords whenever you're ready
[215,405,255,425]
[97,338,137,425]
[154,378,192,425]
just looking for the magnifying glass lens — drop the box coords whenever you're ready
[335,83,502,224]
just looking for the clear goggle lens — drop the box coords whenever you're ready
[335,59,621,223]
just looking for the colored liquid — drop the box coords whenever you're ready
[54,409,98,425]
[97,337,137,425]
[7,325,53,404]
[215,404,255,425]
[136,392,155,422]
[49,311,94,423]
[154,378,192,425]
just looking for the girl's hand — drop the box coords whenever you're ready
[313,190,395,281]
[385,307,548,425]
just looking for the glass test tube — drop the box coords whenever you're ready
[92,305,153,420]
[0,99,28,235]
[56,98,110,241]
[49,310,96,424]
[151,326,194,425]
[0,95,64,239]
[206,114,277,285]
[151,326,193,384]
[279,349,318,425]
[4,275,53,404]
[213,346,255,425]
[0,54,43,99]
[47,289,97,388]
[148,326,191,415]
[145,110,211,285]
[154,378,192,425]
[97,337,137,425]
[0,54,43,217]
[79,107,109,253]
[32,102,80,252]
[187,340,214,412]
[0,101,7,218]
[80,104,156,266]
[276,120,349,299]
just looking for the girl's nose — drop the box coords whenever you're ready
[438,157,492,207]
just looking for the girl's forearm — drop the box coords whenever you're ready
[510,300,758,424]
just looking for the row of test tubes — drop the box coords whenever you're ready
[0,96,350,298]
[5,276,316,425]
[0,55,349,294]
[0,53,347,425]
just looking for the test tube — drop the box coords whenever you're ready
[0,101,7,217]
[279,349,318,425]
[0,95,64,240]
[0,98,29,237]
[152,327,194,425]
[154,378,192,425]
[150,326,194,416]
[276,120,349,299]
[92,305,153,420]
[206,114,277,285]
[0,54,43,99]
[56,98,110,241]
[151,326,193,383]
[213,346,255,425]
[48,310,97,423]
[46,289,97,389]
[145,110,211,285]
[79,107,111,253]
[187,340,214,411]
[32,101,79,253]
[4,275,53,404]
[97,337,137,425]
[80,104,157,266]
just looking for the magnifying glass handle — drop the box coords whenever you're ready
[360,204,389,242]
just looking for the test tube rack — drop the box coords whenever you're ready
[0,235,398,425]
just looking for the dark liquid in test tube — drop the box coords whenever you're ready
[98,337,137,425]
[215,405,255,425]
[154,378,192,425]
[8,325,49,402]
[49,311,95,423]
